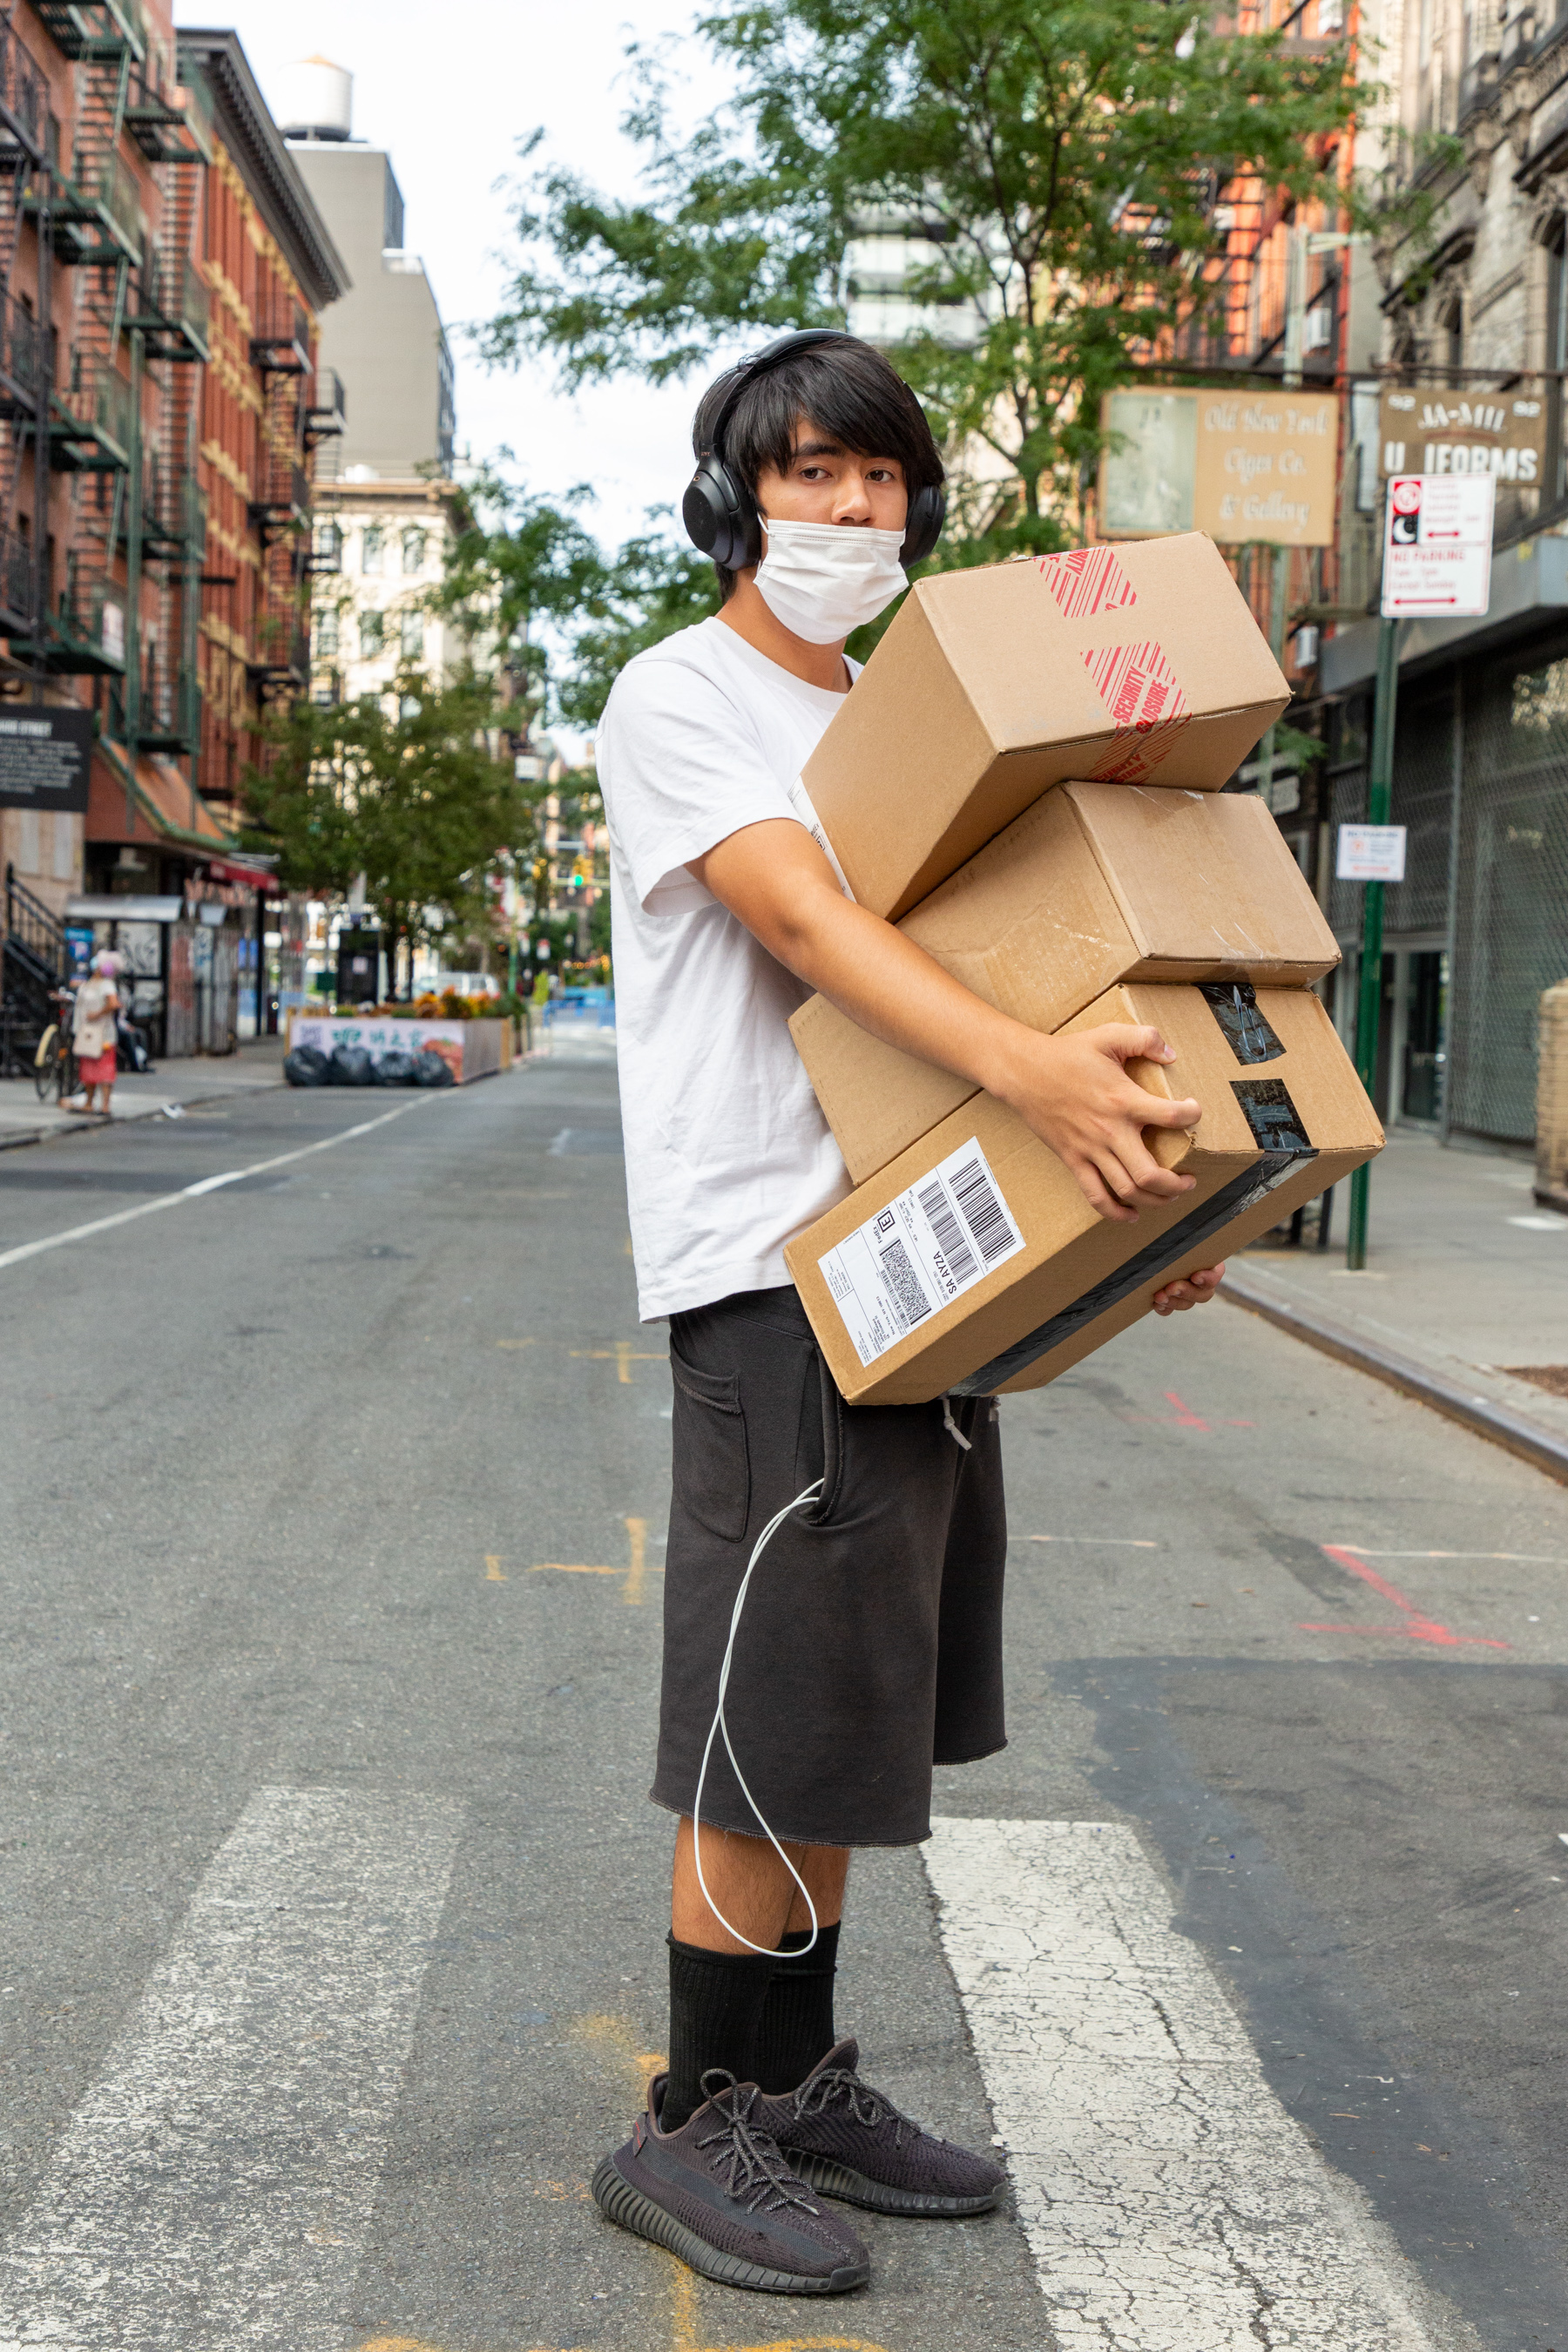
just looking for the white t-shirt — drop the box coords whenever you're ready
[598,616,857,1322]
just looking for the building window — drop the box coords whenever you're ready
[315,605,339,658]
[362,525,383,576]
[360,610,385,655]
[401,528,426,574]
[400,609,424,658]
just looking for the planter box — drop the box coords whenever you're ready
[286,1012,513,1083]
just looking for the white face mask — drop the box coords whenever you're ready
[753,517,908,645]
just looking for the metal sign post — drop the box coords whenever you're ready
[1344,474,1494,1267]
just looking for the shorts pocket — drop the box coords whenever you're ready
[794,1347,846,1528]
[669,1339,750,1542]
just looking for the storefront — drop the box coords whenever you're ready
[1321,543,1568,1146]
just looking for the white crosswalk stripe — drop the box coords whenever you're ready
[925,1818,1455,2352]
[0,1786,462,2351]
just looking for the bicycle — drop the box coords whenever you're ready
[33,989,79,1107]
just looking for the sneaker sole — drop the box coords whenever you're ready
[787,2150,1001,2218]
[591,2157,870,2295]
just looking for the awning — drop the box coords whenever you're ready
[204,855,279,890]
[66,895,185,923]
[85,744,237,855]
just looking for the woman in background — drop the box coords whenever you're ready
[69,951,121,1118]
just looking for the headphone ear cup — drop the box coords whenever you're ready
[683,459,759,572]
[901,483,946,569]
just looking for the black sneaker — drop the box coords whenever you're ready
[758,2038,1005,2217]
[591,2069,871,2295]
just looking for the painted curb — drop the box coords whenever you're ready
[1220,1268,1568,1487]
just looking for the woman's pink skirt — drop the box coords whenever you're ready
[77,1046,117,1085]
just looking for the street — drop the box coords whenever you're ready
[1,1053,1565,2352]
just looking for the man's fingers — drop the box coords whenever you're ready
[1071,1155,1137,1222]
[1135,1092,1202,1132]
[1095,1023,1177,1067]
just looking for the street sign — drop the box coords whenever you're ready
[1100,386,1338,546]
[1337,823,1407,882]
[1379,388,1544,485]
[1381,473,1493,618]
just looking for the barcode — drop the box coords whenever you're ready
[950,1155,1018,1266]
[877,1235,932,1330]
[916,1178,978,1286]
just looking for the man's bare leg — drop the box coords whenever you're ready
[671,1815,849,1950]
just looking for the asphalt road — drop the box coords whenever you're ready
[0,1058,1565,2352]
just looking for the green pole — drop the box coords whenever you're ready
[1345,614,1399,1269]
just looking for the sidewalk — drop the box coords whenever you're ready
[1226,1125,1568,1480]
[0,1036,286,1148]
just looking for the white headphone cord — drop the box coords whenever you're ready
[690,1478,825,1957]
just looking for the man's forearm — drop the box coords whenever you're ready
[759,866,1038,1110]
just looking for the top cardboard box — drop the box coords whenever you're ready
[803,534,1290,918]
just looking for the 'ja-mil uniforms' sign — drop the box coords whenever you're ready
[0,706,93,812]
[1099,388,1337,547]
[1379,388,1545,485]
[1381,474,1494,619]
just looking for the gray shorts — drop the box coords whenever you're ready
[652,1285,1007,1849]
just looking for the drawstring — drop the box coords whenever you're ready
[941,1396,972,1451]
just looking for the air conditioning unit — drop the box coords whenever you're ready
[1304,306,1335,352]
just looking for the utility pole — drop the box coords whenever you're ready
[1345,613,1399,1269]
[1253,226,1303,814]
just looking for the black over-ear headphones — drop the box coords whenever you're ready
[681,328,946,572]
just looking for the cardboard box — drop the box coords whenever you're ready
[802,535,1290,919]
[792,781,1341,1184]
[785,983,1382,1407]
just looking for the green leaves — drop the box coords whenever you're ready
[486,0,1360,552]
[241,664,535,960]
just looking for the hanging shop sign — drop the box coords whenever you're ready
[0,706,94,812]
[1379,387,1545,483]
[1099,387,1339,547]
[1380,473,1494,619]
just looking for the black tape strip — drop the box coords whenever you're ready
[1232,1076,1311,1153]
[948,1148,1315,1396]
[1199,980,1284,1064]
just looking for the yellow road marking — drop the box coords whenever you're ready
[485,1557,507,1582]
[533,1517,659,1605]
[571,1341,666,1384]
[495,1338,537,1350]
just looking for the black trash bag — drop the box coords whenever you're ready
[328,1044,375,1086]
[375,1049,419,1085]
[412,1049,456,1087]
[284,1044,329,1087]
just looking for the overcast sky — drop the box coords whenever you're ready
[172,0,740,551]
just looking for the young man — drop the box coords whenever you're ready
[593,331,1225,2296]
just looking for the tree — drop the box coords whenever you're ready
[483,0,1366,557]
[434,461,611,732]
[242,666,537,990]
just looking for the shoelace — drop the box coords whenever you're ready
[695,2076,821,2214]
[793,2066,930,2151]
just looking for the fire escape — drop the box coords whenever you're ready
[22,0,146,674]
[247,300,311,699]
[0,16,51,652]
[123,38,210,761]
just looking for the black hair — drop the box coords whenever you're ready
[692,335,944,599]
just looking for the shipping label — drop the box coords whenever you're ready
[818,1138,1025,1367]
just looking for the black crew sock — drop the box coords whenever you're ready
[753,1921,841,2094]
[661,1934,777,2131]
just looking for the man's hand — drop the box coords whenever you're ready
[989,1022,1200,1225]
[1152,1263,1226,1315]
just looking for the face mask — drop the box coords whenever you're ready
[753,517,908,644]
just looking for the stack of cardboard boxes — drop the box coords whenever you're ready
[781,535,1384,1405]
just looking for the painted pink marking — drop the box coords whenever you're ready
[1298,1545,1511,1650]
[1163,1390,1211,1430]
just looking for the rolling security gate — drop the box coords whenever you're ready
[1330,639,1568,1146]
